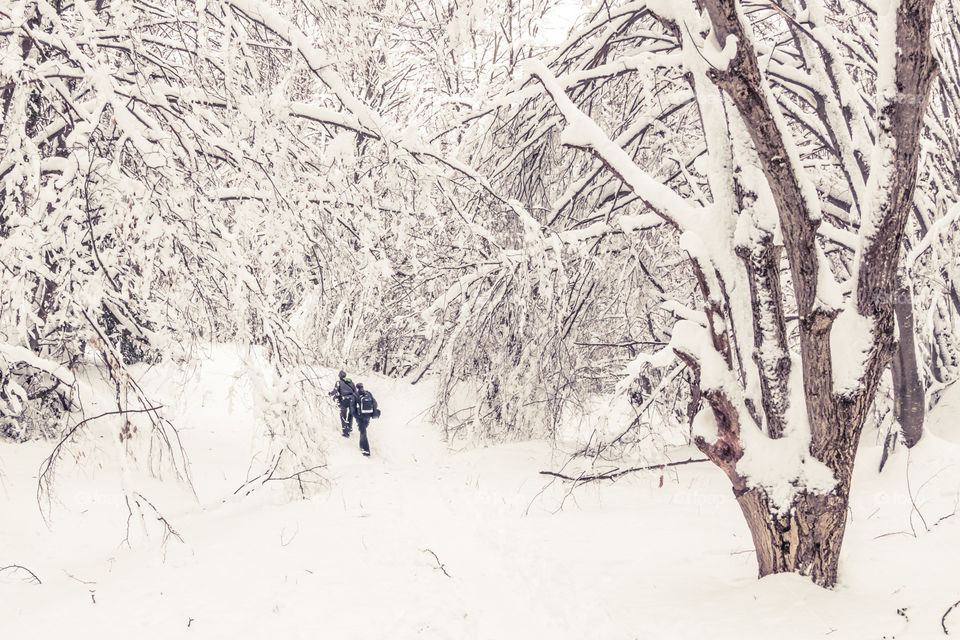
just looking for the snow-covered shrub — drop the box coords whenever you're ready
[0,364,68,442]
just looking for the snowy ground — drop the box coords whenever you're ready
[2,351,960,639]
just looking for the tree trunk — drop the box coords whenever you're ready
[891,283,925,447]
[735,487,849,587]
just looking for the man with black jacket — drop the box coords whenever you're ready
[351,382,380,457]
[329,370,357,437]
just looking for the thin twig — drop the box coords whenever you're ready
[765,0,819,42]
[906,451,930,534]
[134,491,184,544]
[934,487,960,528]
[943,599,960,635]
[873,530,916,540]
[574,340,668,348]
[421,549,452,578]
[233,450,326,498]
[269,464,326,483]
[597,363,686,458]
[37,405,163,519]
[540,457,709,484]
[63,570,95,585]
[234,450,285,495]
[0,564,42,584]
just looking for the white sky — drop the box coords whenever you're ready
[539,0,583,45]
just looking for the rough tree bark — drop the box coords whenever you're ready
[891,282,925,447]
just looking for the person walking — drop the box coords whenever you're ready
[329,370,357,437]
[351,382,380,457]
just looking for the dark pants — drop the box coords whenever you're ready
[339,400,354,435]
[356,416,371,454]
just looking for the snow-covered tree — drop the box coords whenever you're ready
[474,0,941,587]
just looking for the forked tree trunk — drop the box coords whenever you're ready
[735,488,849,587]
[696,386,870,588]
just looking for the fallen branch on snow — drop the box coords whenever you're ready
[421,549,452,578]
[0,564,42,584]
[124,492,185,547]
[233,449,327,498]
[539,457,709,484]
[944,599,960,635]
[38,404,164,518]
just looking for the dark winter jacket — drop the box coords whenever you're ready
[331,378,357,404]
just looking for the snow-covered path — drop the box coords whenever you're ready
[3,361,960,639]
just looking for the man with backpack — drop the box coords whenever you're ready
[351,382,380,457]
[329,370,357,437]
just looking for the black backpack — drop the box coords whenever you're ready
[357,391,375,415]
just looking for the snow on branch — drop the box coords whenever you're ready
[0,343,79,392]
[698,0,842,319]
[555,214,663,244]
[546,51,685,88]
[523,59,701,231]
[907,203,960,267]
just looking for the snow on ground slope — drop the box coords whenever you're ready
[2,354,960,639]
